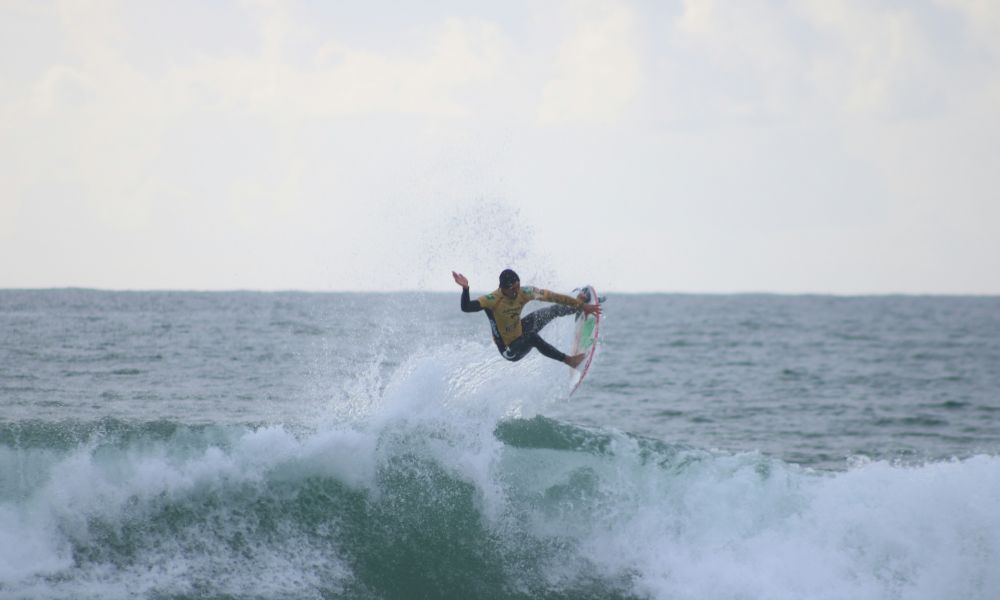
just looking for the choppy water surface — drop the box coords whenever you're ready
[2,290,999,599]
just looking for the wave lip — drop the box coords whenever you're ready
[1,414,999,599]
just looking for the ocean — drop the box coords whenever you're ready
[1,289,999,599]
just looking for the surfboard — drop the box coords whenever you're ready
[569,285,600,395]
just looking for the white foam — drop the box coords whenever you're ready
[320,343,997,599]
[534,448,1000,600]
[6,344,997,599]
[0,425,365,596]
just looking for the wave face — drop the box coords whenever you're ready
[3,291,1000,599]
[3,412,999,599]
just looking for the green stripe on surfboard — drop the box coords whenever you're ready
[578,316,596,351]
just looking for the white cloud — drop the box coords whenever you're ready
[666,0,994,122]
[0,1,521,288]
[932,0,1000,107]
[0,2,512,233]
[537,2,641,125]
[797,1,937,115]
[669,0,808,119]
[1,0,998,292]
[165,9,509,120]
[934,0,1000,56]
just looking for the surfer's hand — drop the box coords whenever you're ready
[581,303,601,317]
[452,271,469,288]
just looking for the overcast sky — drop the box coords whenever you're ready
[2,0,998,294]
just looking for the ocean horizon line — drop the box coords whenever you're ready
[2,286,999,298]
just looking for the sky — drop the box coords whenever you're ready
[1,0,998,294]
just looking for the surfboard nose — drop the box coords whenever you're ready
[573,286,593,303]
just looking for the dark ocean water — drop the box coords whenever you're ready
[2,290,999,599]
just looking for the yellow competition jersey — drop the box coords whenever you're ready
[477,286,582,346]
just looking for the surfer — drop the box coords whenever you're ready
[452,269,601,368]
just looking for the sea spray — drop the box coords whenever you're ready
[3,290,1000,599]
[3,416,1000,598]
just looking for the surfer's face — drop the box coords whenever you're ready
[501,281,519,299]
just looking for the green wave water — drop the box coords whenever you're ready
[1,417,644,599]
[3,413,999,600]
[4,290,1000,599]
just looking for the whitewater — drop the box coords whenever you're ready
[2,290,999,599]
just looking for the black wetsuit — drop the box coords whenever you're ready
[460,286,578,362]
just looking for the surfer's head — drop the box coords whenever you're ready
[499,269,520,298]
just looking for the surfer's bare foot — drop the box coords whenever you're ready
[565,353,585,368]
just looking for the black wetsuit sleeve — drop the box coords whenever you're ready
[460,287,483,312]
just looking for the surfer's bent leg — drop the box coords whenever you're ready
[499,333,566,363]
[527,333,567,362]
[521,304,577,335]
[495,305,575,363]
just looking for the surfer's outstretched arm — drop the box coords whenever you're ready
[528,288,601,317]
[460,287,483,313]
[453,271,482,313]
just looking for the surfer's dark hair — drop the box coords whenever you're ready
[499,269,519,288]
